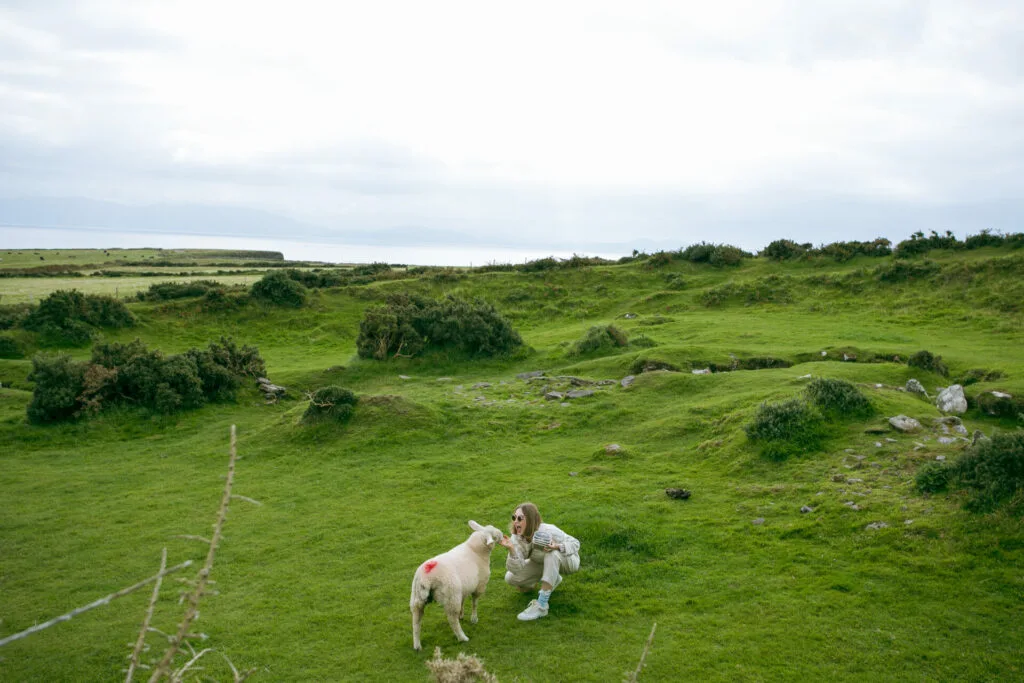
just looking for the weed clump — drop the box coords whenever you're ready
[949,431,1024,512]
[425,647,497,683]
[916,461,951,494]
[804,378,873,417]
[744,398,827,461]
[356,294,522,360]
[908,350,949,377]
[302,386,359,424]
[568,325,628,357]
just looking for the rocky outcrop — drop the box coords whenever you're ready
[935,384,967,414]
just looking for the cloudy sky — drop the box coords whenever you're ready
[2,1,1023,262]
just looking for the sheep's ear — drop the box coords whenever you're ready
[468,520,483,532]
[485,536,495,547]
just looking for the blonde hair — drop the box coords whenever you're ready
[510,502,542,542]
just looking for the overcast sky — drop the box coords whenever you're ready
[2,1,1023,260]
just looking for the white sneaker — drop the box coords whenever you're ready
[517,599,549,621]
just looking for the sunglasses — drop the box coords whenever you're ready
[511,514,525,522]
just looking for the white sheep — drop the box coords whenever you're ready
[410,520,504,651]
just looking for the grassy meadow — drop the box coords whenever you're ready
[1,245,1022,681]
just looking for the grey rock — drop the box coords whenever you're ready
[620,375,636,388]
[972,430,990,445]
[399,374,411,380]
[472,382,492,389]
[544,391,565,401]
[865,522,889,530]
[604,444,623,455]
[906,378,929,397]
[797,373,812,380]
[597,380,617,386]
[569,471,578,477]
[752,517,765,525]
[517,370,546,380]
[937,437,957,445]
[936,455,946,461]
[935,384,967,414]
[691,368,712,375]
[566,390,595,399]
[437,377,453,382]
[904,519,914,525]
[843,501,861,510]
[800,506,814,513]
[558,376,595,386]
[623,313,637,319]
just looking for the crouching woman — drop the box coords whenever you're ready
[500,502,580,621]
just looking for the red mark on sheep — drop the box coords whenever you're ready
[423,560,438,574]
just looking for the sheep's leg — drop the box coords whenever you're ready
[470,593,480,624]
[445,600,469,643]
[411,602,425,651]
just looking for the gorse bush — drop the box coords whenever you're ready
[250,271,307,307]
[136,280,226,301]
[762,239,809,261]
[302,386,359,424]
[744,398,827,461]
[568,325,628,357]
[21,289,135,346]
[804,378,873,417]
[26,337,265,423]
[0,333,24,358]
[356,294,522,360]
[976,392,1024,420]
[949,431,1024,512]
[908,350,949,377]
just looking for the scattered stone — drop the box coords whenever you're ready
[623,313,637,319]
[560,402,570,407]
[596,380,617,386]
[472,382,492,389]
[935,455,946,461]
[800,506,814,513]
[604,444,623,455]
[569,471,578,477]
[914,442,927,448]
[437,377,453,382]
[620,375,636,388]
[558,375,595,386]
[843,502,861,510]
[935,384,967,414]
[906,378,928,397]
[865,522,889,530]
[874,442,883,448]
[474,396,486,402]
[972,430,990,445]
[797,374,812,380]
[821,351,828,357]
[752,518,765,525]
[545,391,565,401]
[691,368,712,375]
[816,491,824,496]
[517,370,546,380]
[399,374,411,380]
[843,353,857,361]
[665,488,691,500]
[566,389,595,399]
[937,437,958,445]
[904,519,914,525]
[874,383,884,388]
[847,478,864,483]
[257,378,287,399]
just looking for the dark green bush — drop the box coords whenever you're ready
[975,392,1024,420]
[949,431,1024,511]
[356,294,522,360]
[709,245,746,267]
[744,398,827,461]
[895,230,961,258]
[250,271,307,307]
[136,280,226,301]
[24,289,135,331]
[762,239,807,261]
[26,353,87,423]
[568,325,628,357]
[916,461,951,494]
[302,385,358,424]
[0,334,25,358]
[804,378,873,417]
[908,350,949,377]
[0,303,33,331]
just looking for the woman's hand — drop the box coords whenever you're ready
[499,535,514,550]
[543,542,562,552]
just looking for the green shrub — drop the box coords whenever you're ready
[0,303,33,331]
[709,245,746,267]
[744,398,827,461]
[250,271,307,307]
[804,378,873,417]
[303,385,358,424]
[26,353,87,423]
[762,239,807,261]
[356,294,522,360]
[976,392,1024,420]
[136,280,225,301]
[24,289,135,331]
[0,334,25,358]
[949,431,1024,511]
[916,461,951,494]
[568,325,629,357]
[908,350,949,377]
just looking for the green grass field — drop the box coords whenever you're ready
[0,246,1022,681]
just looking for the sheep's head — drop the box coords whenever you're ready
[468,520,503,552]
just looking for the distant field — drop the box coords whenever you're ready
[0,247,286,268]
[0,274,265,304]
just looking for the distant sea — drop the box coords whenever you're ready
[0,226,624,267]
